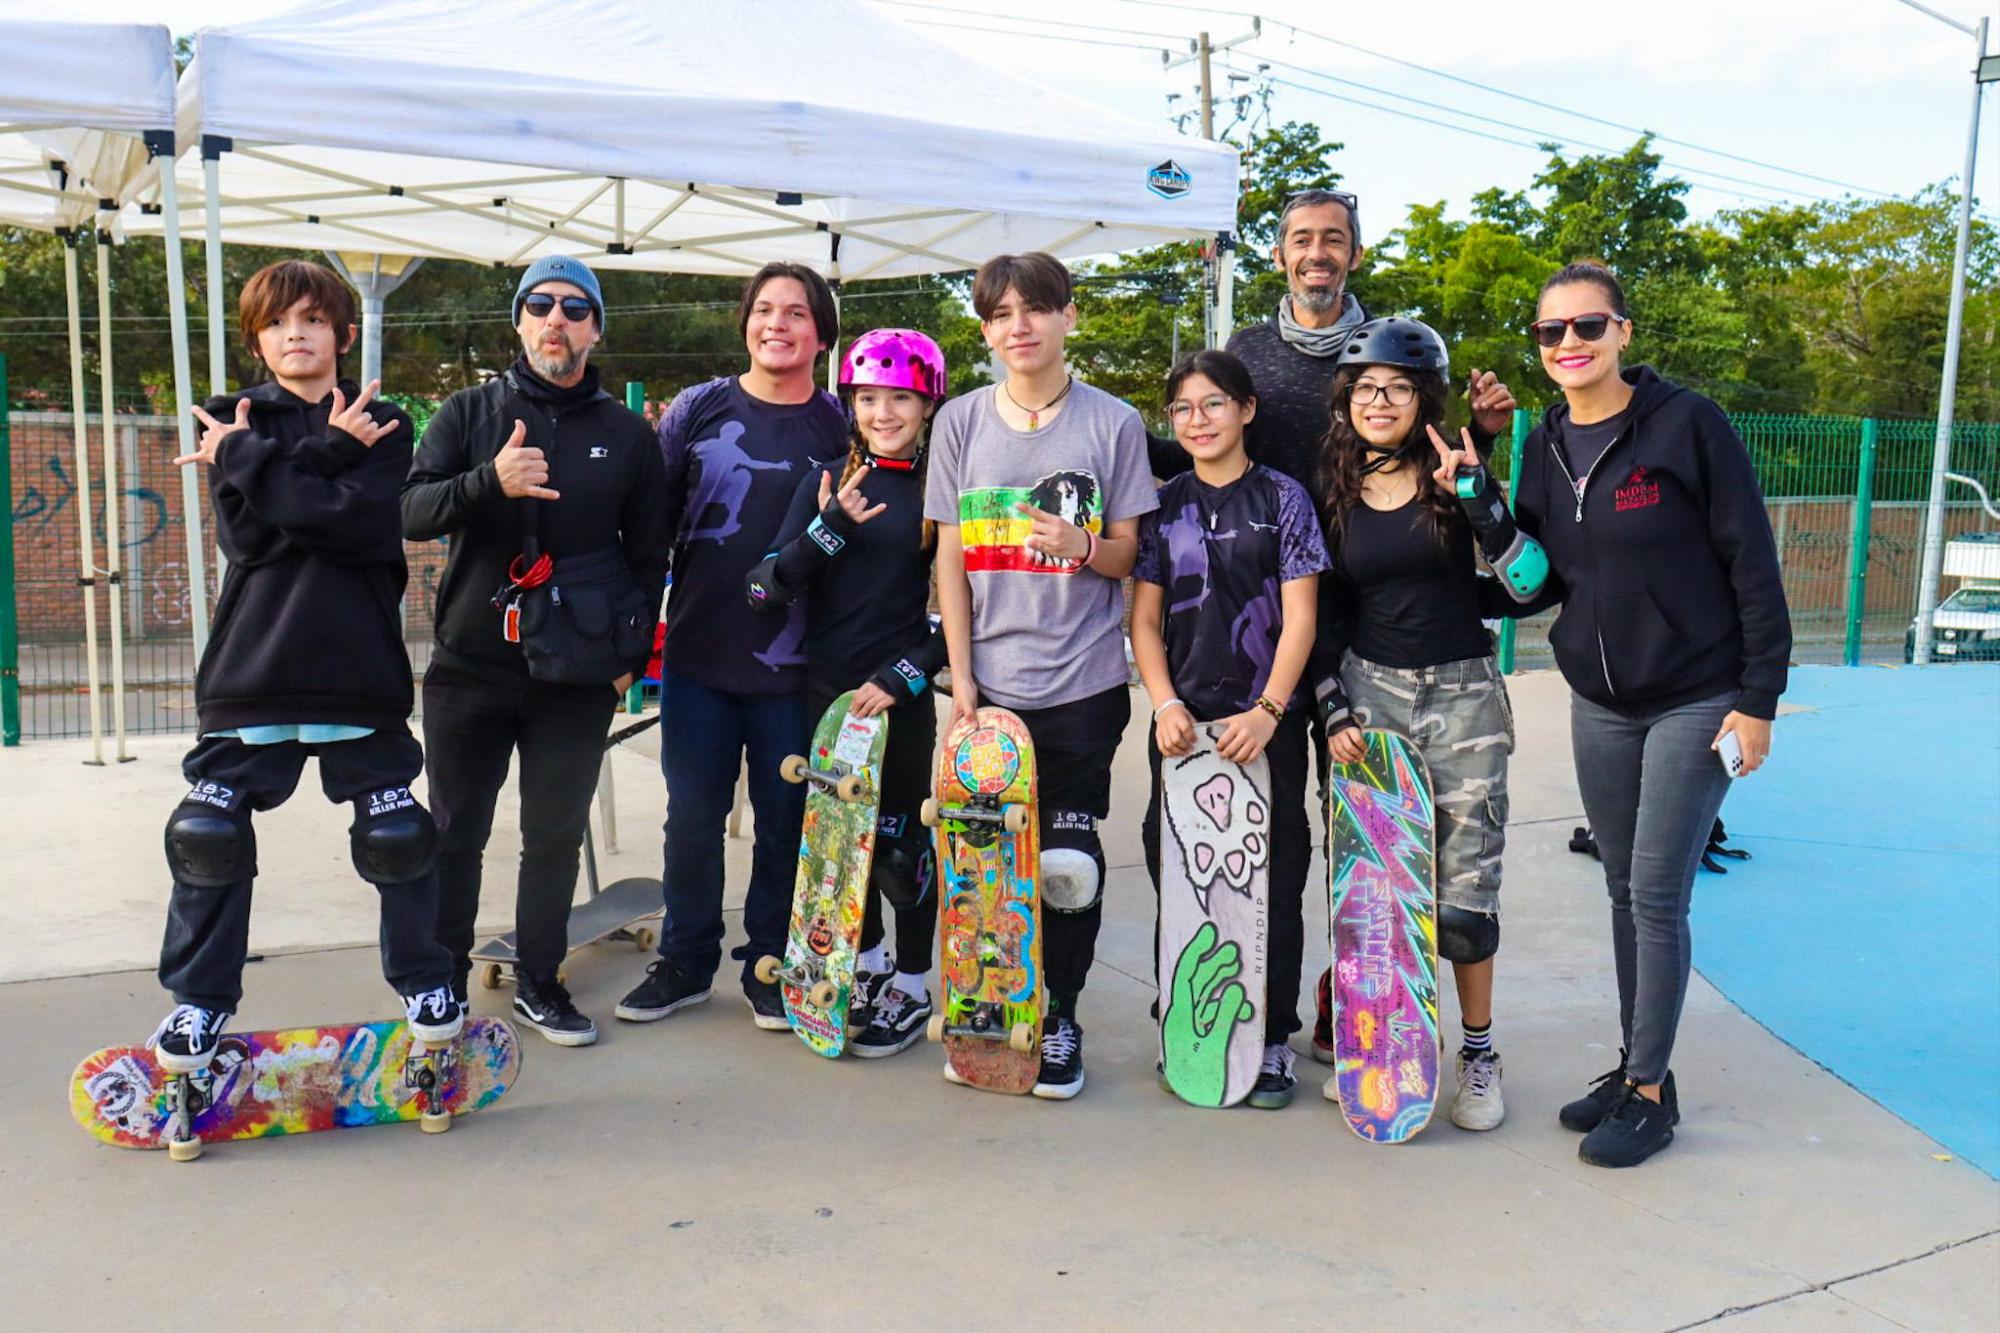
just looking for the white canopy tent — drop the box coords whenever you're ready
[0,18,207,758]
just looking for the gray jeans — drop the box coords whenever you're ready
[1570,690,1734,1084]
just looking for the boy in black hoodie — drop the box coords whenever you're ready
[151,260,458,1074]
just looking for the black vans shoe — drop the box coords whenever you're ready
[513,972,598,1047]
[402,985,466,1044]
[1031,1015,1085,1100]
[849,986,930,1058]
[150,1004,232,1074]
[744,976,789,1031]
[615,958,711,1022]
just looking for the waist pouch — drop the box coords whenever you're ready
[518,547,652,685]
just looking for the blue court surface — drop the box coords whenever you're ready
[1691,664,2000,1176]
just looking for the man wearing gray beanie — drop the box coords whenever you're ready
[403,255,671,1046]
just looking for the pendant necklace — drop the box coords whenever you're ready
[1002,375,1073,430]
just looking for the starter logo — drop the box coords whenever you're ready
[1147,159,1192,200]
[1614,465,1661,512]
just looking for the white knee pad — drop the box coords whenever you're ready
[1041,848,1101,913]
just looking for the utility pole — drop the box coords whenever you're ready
[1898,2,1993,664]
[1166,19,1258,347]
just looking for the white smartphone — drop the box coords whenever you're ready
[1716,729,1746,779]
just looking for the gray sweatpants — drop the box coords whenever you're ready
[1570,689,1734,1084]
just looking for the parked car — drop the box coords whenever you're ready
[1905,584,2000,662]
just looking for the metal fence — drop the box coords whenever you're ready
[7,378,2000,742]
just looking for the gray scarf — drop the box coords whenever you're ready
[1276,292,1365,357]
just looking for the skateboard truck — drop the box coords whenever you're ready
[404,1041,459,1135]
[924,1003,1036,1053]
[165,1070,211,1163]
[752,954,838,1010]
[919,798,1030,834]
[779,754,868,803]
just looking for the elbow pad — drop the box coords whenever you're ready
[744,552,794,610]
[1454,464,1548,600]
[1486,529,1550,602]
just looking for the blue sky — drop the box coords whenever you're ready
[73,0,2000,241]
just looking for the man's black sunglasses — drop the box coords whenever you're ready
[522,292,596,322]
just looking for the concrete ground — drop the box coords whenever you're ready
[1,670,1994,1330]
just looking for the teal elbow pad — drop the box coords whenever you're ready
[1497,533,1549,600]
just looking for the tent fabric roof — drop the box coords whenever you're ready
[162,0,1236,278]
[0,20,176,230]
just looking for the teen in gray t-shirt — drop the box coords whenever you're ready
[923,381,1159,712]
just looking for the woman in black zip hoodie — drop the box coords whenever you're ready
[1515,262,1790,1169]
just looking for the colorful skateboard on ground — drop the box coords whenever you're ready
[474,714,662,990]
[71,1017,521,1160]
[922,706,1041,1093]
[756,691,887,1058]
[1158,723,1270,1108]
[1327,728,1439,1142]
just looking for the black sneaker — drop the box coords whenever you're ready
[1579,1076,1679,1168]
[1246,1042,1298,1109]
[150,1004,232,1074]
[1560,1050,1636,1132]
[513,972,597,1047]
[849,986,930,1058]
[1310,968,1334,1065]
[1031,1015,1084,1100]
[744,976,789,1031]
[847,963,894,1034]
[402,985,466,1044]
[615,958,712,1022]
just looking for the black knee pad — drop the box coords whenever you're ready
[1438,904,1500,964]
[351,788,438,885]
[870,839,929,911]
[164,801,254,888]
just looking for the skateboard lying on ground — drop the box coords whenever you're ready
[922,706,1041,1093]
[1327,728,1439,1143]
[71,1017,521,1161]
[1158,723,1270,1108]
[474,714,662,990]
[756,690,887,1058]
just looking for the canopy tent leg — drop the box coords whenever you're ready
[203,143,230,592]
[61,231,105,765]
[94,222,131,761]
[825,231,842,393]
[1210,231,1236,349]
[325,253,425,389]
[149,130,211,657]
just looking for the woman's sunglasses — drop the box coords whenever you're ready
[522,293,596,322]
[1528,312,1625,348]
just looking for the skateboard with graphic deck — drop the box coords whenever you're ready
[70,1017,520,1161]
[1158,722,1270,1108]
[921,707,1041,1093]
[1327,728,1439,1143]
[756,691,887,1058]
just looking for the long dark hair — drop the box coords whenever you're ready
[1315,362,1458,544]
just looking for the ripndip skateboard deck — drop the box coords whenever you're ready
[923,707,1041,1093]
[71,1017,520,1159]
[1158,723,1270,1108]
[757,691,887,1057]
[1327,728,1439,1142]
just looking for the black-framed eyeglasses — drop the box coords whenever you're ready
[522,292,596,322]
[1527,312,1625,348]
[1347,381,1416,407]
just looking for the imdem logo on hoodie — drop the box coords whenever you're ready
[1614,465,1661,513]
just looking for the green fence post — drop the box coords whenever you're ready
[1,353,18,745]
[1496,407,1530,675]
[624,380,650,715]
[1843,419,1880,667]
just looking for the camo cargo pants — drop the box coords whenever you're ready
[1339,653,1514,916]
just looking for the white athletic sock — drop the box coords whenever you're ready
[858,944,891,975]
[893,970,930,1002]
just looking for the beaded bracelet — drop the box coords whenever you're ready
[1254,694,1285,720]
[1153,698,1187,721]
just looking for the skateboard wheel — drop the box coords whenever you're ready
[479,963,503,991]
[632,927,657,952]
[1001,803,1030,835]
[808,980,838,1010]
[420,1111,452,1135]
[167,1137,202,1163]
[753,955,781,985]
[779,754,808,784]
[926,1014,945,1044]
[919,798,939,827]
[1008,1021,1036,1054]
[834,774,865,803]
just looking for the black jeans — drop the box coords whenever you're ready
[807,684,939,974]
[422,663,616,991]
[1143,709,1311,1043]
[1012,684,1132,1021]
[158,727,451,1010]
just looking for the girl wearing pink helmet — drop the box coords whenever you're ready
[744,328,950,1056]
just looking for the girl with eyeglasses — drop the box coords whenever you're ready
[1132,349,1330,1108]
[1516,261,1790,1168]
[1309,316,1547,1133]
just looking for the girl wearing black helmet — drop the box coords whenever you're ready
[1308,315,1549,1133]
